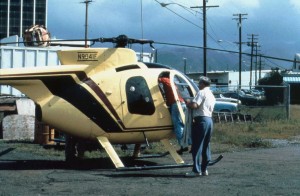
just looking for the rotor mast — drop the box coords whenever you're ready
[82,0,93,48]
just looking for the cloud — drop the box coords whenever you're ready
[289,0,300,12]
[46,0,300,61]
[212,0,260,8]
[208,0,260,16]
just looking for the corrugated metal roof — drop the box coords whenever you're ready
[283,76,300,83]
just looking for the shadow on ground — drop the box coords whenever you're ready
[0,157,161,171]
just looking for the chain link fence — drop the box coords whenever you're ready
[212,84,290,122]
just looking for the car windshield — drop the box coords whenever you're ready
[239,91,245,96]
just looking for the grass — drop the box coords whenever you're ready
[3,140,65,157]
[153,105,300,154]
[138,105,300,154]
[211,104,300,153]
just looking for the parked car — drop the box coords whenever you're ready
[241,89,266,101]
[221,91,258,106]
[216,95,241,104]
[214,101,238,113]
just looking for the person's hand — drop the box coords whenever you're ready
[185,99,191,104]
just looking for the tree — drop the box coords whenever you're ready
[258,68,284,105]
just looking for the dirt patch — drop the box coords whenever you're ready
[0,141,299,196]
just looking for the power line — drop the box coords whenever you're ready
[154,0,201,15]
[154,0,226,50]
[191,1,219,76]
[0,37,295,69]
[154,0,202,29]
[263,57,288,70]
[153,40,296,64]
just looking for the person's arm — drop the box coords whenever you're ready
[185,99,198,109]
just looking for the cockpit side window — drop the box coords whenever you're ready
[173,75,194,99]
[126,76,155,115]
[158,72,195,106]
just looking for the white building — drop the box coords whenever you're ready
[187,70,271,90]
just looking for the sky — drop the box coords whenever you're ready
[47,0,300,68]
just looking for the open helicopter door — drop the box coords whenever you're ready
[168,71,197,126]
[156,71,197,163]
[169,73,185,124]
[164,71,197,152]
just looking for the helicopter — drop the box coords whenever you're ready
[0,34,222,170]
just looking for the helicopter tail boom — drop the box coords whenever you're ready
[0,65,90,101]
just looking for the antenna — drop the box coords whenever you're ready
[140,0,144,61]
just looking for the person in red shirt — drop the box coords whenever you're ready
[159,73,188,154]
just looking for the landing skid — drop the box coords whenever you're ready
[97,136,223,171]
[116,155,223,171]
[208,154,223,166]
[134,151,170,159]
[117,163,193,171]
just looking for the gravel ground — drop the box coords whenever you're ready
[0,141,299,196]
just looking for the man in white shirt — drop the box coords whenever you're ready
[185,76,216,177]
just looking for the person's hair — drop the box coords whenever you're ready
[199,76,211,86]
[160,72,170,78]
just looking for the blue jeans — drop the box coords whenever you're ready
[191,116,213,173]
[170,102,186,146]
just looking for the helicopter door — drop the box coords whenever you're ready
[121,75,167,129]
[169,72,197,125]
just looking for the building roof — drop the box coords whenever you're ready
[283,76,300,83]
[283,72,300,83]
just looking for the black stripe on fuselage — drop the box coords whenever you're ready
[0,72,122,132]
[41,75,123,132]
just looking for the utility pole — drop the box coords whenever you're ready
[191,1,218,76]
[259,54,264,80]
[183,58,187,74]
[82,0,93,48]
[233,13,247,89]
[255,44,261,85]
[247,34,258,89]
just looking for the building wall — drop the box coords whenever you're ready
[283,72,300,104]
[0,45,60,95]
[188,70,271,90]
[0,0,47,39]
[227,71,270,88]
